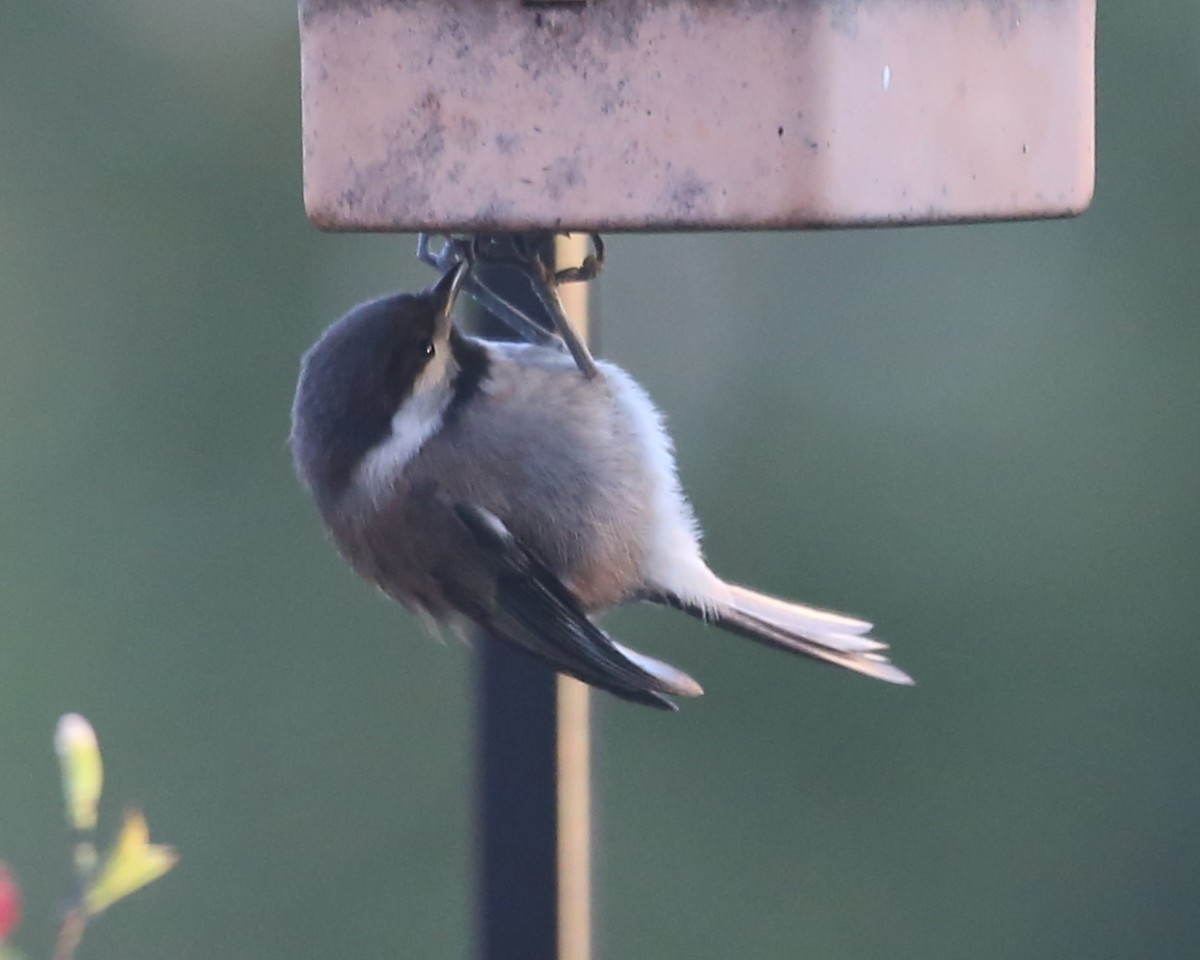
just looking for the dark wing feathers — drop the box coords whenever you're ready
[449,501,684,710]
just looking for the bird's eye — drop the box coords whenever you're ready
[422,341,435,358]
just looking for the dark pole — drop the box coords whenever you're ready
[473,237,593,960]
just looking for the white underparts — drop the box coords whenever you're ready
[599,362,731,615]
[356,347,456,501]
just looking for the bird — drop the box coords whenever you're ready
[290,263,913,709]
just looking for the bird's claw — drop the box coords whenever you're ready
[416,231,602,380]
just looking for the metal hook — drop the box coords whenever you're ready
[417,232,603,380]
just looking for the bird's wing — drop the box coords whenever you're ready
[445,501,702,710]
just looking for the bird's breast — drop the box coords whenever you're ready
[361,350,657,612]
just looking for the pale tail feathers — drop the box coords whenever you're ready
[725,584,876,638]
[672,583,914,686]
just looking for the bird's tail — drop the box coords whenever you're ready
[678,583,914,685]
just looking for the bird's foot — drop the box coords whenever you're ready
[416,231,602,380]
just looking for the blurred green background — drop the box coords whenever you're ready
[2,3,1198,959]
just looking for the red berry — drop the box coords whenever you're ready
[0,862,21,942]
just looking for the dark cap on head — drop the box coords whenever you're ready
[290,271,463,510]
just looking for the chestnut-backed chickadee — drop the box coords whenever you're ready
[291,264,912,709]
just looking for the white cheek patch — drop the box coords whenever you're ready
[356,347,457,500]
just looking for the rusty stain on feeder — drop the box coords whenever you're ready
[299,0,1095,231]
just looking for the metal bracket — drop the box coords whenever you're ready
[419,232,602,379]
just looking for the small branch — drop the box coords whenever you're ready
[51,908,86,960]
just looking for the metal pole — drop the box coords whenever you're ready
[475,236,593,960]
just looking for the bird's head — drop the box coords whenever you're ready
[290,262,469,510]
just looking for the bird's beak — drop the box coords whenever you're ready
[430,260,469,337]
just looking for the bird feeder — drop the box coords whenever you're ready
[295,3,1096,959]
[299,0,1096,232]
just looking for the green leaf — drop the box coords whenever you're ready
[84,810,178,915]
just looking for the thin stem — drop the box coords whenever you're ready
[52,907,86,960]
